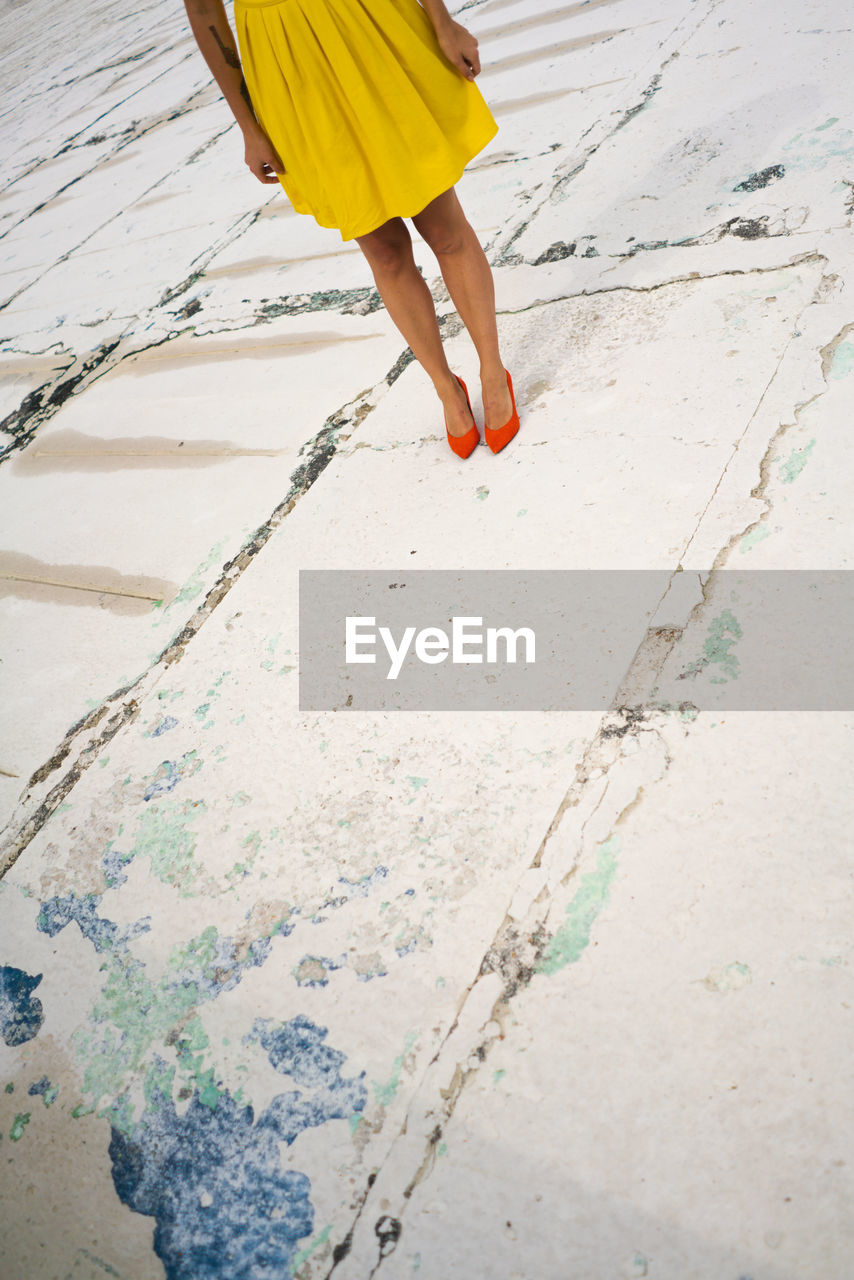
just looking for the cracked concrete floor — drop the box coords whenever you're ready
[1,0,853,1277]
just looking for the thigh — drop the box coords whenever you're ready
[411,187,469,254]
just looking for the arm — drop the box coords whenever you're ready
[183,0,284,182]
[418,0,481,80]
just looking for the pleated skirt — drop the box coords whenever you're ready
[233,0,499,240]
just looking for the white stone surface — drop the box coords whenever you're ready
[1,0,853,1278]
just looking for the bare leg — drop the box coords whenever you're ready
[412,188,513,431]
[355,217,474,437]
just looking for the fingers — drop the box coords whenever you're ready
[466,41,481,77]
[248,152,285,183]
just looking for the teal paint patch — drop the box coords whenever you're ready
[779,437,816,484]
[152,541,227,629]
[291,1224,332,1275]
[538,837,620,976]
[703,961,752,992]
[406,776,428,801]
[829,340,854,380]
[475,486,489,501]
[681,608,742,683]
[493,1068,506,1084]
[782,120,854,172]
[372,1031,417,1107]
[739,525,771,553]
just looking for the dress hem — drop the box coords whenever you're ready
[280,120,500,242]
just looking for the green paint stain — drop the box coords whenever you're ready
[372,1031,417,1108]
[517,508,528,517]
[683,608,742,683]
[437,1142,447,1156]
[152,541,226,627]
[475,486,489,501]
[42,1085,59,1108]
[131,796,206,892]
[829,340,854,380]
[739,525,771,553]
[4,1082,13,1094]
[406,776,428,799]
[72,933,237,1122]
[779,437,816,483]
[10,1113,30,1141]
[290,1224,332,1275]
[493,1069,506,1084]
[538,836,620,976]
[816,117,839,131]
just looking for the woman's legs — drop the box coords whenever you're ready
[355,217,475,437]
[412,188,512,431]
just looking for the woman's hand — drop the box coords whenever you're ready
[243,123,285,183]
[437,20,481,80]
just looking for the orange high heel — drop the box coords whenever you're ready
[484,368,520,454]
[445,374,479,459]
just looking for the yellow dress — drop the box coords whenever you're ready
[233,0,499,241]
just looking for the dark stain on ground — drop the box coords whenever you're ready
[600,705,647,738]
[533,240,577,264]
[723,215,770,239]
[375,1216,402,1258]
[254,286,384,322]
[733,164,785,192]
[331,1228,353,1265]
[0,341,121,462]
[176,297,202,319]
[480,923,547,999]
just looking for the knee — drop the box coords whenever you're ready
[415,214,469,258]
[357,220,413,275]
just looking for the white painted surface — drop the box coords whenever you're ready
[1,1,853,1278]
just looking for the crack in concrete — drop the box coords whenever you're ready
[499,250,826,315]
[678,268,843,576]
[0,368,388,871]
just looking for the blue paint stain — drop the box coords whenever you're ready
[102,846,134,888]
[143,753,200,802]
[293,955,345,988]
[110,1020,366,1279]
[150,715,179,737]
[37,893,151,954]
[337,866,389,898]
[28,1076,59,1106]
[0,965,44,1046]
[110,1065,312,1280]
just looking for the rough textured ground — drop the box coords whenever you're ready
[1,0,853,1277]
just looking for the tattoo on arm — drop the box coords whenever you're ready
[239,76,254,114]
[209,24,241,69]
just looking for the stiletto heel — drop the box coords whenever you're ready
[484,368,520,454]
[445,374,479,459]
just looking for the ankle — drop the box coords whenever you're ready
[480,360,506,383]
[433,371,462,401]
